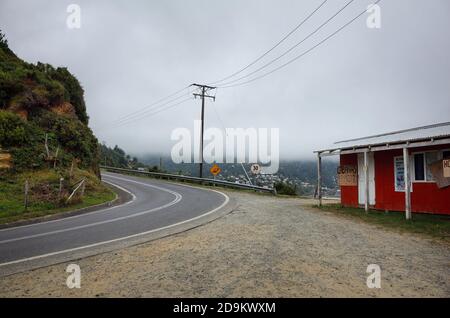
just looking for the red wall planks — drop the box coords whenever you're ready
[340,145,450,214]
[340,153,359,207]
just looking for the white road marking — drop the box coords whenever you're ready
[0,182,230,267]
[0,179,136,233]
[0,177,182,244]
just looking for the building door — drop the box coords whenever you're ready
[358,152,376,205]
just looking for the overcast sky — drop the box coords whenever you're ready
[1,0,449,160]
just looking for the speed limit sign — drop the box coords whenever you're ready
[250,164,261,175]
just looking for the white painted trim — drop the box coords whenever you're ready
[357,152,375,206]
[412,152,426,182]
[411,150,444,183]
[316,138,450,156]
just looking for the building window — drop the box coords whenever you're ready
[414,154,425,181]
[426,152,438,181]
[413,151,439,182]
[443,151,450,160]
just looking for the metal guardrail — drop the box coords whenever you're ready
[100,166,277,195]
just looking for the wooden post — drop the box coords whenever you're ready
[317,153,322,207]
[59,177,64,199]
[80,180,86,198]
[44,133,50,158]
[192,84,217,178]
[199,86,206,179]
[364,151,370,212]
[24,180,29,210]
[70,160,75,180]
[403,147,412,220]
[53,146,59,169]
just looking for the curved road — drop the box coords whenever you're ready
[0,172,230,275]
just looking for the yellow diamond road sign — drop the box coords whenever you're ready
[210,164,221,176]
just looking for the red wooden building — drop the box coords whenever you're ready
[315,122,450,218]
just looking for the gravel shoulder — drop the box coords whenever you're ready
[0,190,449,297]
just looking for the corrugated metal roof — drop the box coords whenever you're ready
[317,122,450,152]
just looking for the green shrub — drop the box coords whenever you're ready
[0,111,27,146]
[31,110,99,170]
[274,181,298,196]
[0,109,99,174]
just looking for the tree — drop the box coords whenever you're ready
[0,30,8,50]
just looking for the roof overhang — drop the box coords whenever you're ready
[315,137,450,157]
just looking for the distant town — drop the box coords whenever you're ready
[137,155,340,197]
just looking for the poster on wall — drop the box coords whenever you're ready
[394,157,405,191]
[430,160,450,189]
[444,159,450,178]
[337,165,358,186]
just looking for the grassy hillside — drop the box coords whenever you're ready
[0,168,115,225]
[0,31,113,223]
[0,31,99,173]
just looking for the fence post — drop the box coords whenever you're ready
[69,160,75,180]
[80,180,86,198]
[53,146,59,169]
[59,177,64,199]
[24,180,29,210]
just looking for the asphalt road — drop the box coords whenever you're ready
[0,172,230,274]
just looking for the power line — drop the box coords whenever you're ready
[217,0,356,87]
[113,85,191,124]
[211,102,227,134]
[219,0,382,89]
[208,0,329,86]
[113,87,196,126]
[114,97,195,128]
[105,0,380,131]
[112,85,192,124]
[115,96,194,127]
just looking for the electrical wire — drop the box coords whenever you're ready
[209,0,329,86]
[217,0,356,87]
[114,97,195,128]
[112,85,192,124]
[219,0,382,89]
[113,86,198,126]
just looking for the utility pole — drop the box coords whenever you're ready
[192,83,216,178]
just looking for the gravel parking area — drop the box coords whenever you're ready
[0,190,449,297]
